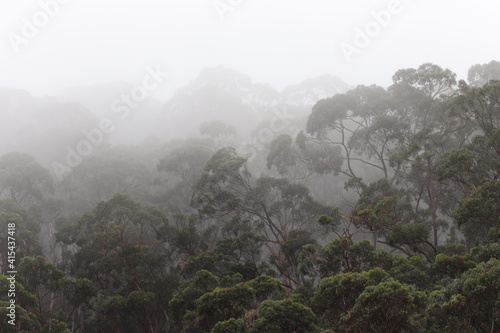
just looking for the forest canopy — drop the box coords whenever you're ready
[1,61,500,332]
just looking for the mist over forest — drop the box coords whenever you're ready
[1,1,500,332]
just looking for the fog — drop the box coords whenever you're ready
[1,0,499,209]
[1,0,499,97]
[0,0,498,196]
[1,1,500,330]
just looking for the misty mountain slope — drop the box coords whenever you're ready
[160,66,278,137]
[57,81,136,117]
[56,81,166,143]
[0,87,37,124]
[160,66,351,138]
[0,88,102,165]
[279,74,352,107]
[0,68,351,170]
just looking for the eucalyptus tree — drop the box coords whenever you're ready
[0,199,41,273]
[428,259,500,332]
[453,180,500,247]
[61,147,153,214]
[193,147,329,292]
[387,63,468,248]
[311,267,390,330]
[56,194,177,332]
[467,60,500,87]
[339,278,427,333]
[157,138,213,212]
[305,84,405,186]
[199,120,237,150]
[0,152,53,207]
[436,80,500,246]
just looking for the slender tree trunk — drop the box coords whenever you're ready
[424,171,438,248]
[160,305,170,332]
[80,308,84,333]
[284,276,292,297]
[148,315,154,333]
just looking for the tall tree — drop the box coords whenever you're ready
[193,148,329,292]
[0,152,53,207]
[428,258,500,332]
[467,60,500,87]
[56,194,176,332]
[157,138,213,212]
[388,63,466,248]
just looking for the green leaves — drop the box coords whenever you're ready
[196,284,255,330]
[339,279,426,333]
[300,238,389,279]
[266,134,295,174]
[56,194,176,331]
[171,273,285,332]
[306,94,353,137]
[0,199,41,260]
[250,299,321,333]
[312,268,390,329]
[5,62,500,332]
[392,63,457,100]
[454,180,500,244]
[429,259,500,332]
[433,253,476,279]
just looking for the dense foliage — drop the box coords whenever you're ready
[1,61,500,332]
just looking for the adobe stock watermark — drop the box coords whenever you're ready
[238,105,297,162]
[340,0,405,63]
[213,0,244,21]
[7,0,72,53]
[51,65,170,181]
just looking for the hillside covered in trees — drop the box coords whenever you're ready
[1,60,500,332]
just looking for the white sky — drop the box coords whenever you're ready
[0,0,499,99]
